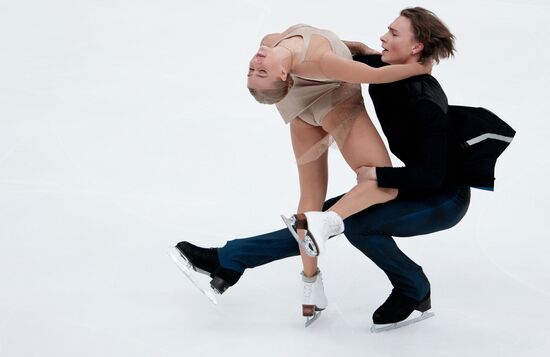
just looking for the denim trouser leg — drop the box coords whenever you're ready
[218,228,300,274]
[218,187,470,301]
[343,187,471,301]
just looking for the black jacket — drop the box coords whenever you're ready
[353,55,515,191]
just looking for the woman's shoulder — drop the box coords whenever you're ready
[261,24,311,46]
[283,24,312,34]
[260,33,280,47]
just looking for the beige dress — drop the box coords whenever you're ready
[273,25,363,127]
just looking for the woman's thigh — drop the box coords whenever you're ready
[290,116,331,166]
[321,104,391,170]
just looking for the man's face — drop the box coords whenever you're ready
[380,16,421,64]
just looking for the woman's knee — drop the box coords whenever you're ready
[385,187,399,201]
[356,180,398,203]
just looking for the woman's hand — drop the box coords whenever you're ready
[419,59,433,75]
[410,60,433,76]
[357,43,381,56]
[356,166,377,184]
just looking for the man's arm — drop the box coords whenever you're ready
[375,100,449,189]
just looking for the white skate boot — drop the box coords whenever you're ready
[302,269,328,327]
[303,211,344,256]
[281,211,344,256]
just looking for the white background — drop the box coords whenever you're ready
[1,0,549,356]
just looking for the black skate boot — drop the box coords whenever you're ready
[172,241,241,295]
[371,289,434,332]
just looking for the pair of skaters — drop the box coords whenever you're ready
[171,7,514,328]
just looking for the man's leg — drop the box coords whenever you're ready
[342,187,471,301]
[215,184,448,279]
[170,226,301,295]
[208,186,469,296]
[218,228,300,274]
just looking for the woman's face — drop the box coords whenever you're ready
[247,46,284,90]
[380,16,422,65]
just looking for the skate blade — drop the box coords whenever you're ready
[167,246,219,305]
[280,215,318,257]
[305,310,322,328]
[370,311,435,333]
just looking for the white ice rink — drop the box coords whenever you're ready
[1,0,549,356]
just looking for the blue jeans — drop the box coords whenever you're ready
[218,186,470,301]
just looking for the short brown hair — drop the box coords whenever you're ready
[248,76,294,104]
[400,7,456,64]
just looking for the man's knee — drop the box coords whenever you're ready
[344,229,378,248]
[342,210,380,236]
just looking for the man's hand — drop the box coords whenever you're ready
[356,166,377,183]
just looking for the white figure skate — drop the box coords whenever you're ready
[302,269,328,327]
[281,211,344,256]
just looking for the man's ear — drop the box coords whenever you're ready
[412,42,424,55]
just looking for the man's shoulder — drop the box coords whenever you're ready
[406,75,448,113]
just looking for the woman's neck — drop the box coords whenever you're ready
[279,45,294,72]
[276,37,302,71]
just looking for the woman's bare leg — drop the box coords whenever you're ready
[290,117,329,277]
[322,106,398,219]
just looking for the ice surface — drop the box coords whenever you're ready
[1,0,549,356]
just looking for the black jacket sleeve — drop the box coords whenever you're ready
[376,100,448,189]
[352,54,387,68]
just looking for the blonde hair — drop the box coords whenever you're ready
[248,76,294,104]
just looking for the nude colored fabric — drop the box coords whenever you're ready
[273,25,363,127]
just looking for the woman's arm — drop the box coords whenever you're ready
[319,52,431,84]
[353,54,386,68]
